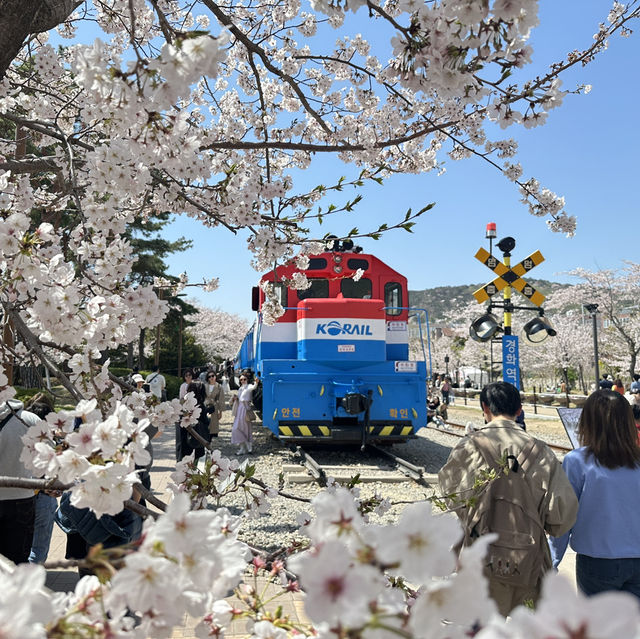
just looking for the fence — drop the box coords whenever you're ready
[454,385,587,411]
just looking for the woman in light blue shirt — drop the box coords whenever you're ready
[550,390,640,598]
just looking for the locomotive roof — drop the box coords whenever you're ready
[259,252,407,283]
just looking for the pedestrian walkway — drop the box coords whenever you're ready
[43,418,310,638]
[41,416,576,637]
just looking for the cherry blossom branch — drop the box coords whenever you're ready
[202,0,334,136]
[0,476,160,520]
[184,424,312,503]
[0,476,71,491]
[147,0,179,43]
[133,481,167,512]
[5,306,84,402]
[124,497,159,520]
[1,112,94,151]
[0,156,61,173]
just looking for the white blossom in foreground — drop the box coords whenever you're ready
[478,572,640,638]
[0,563,54,639]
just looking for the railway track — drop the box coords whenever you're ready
[285,444,438,487]
[281,421,571,487]
[428,420,573,453]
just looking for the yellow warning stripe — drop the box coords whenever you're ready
[475,248,509,276]
[511,250,544,277]
[278,424,415,437]
[510,278,545,306]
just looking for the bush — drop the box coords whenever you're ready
[14,387,51,405]
[164,373,181,400]
[110,366,132,380]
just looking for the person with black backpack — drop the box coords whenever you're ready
[438,381,578,616]
[0,399,41,564]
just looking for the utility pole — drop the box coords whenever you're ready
[584,304,600,389]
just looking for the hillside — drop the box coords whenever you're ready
[408,279,567,322]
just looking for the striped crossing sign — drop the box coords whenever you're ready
[473,248,546,306]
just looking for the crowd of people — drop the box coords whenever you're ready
[4,367,640,618]
[174,365,257,459]
[0,362,260,575]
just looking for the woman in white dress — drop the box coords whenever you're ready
[231,373,256,454]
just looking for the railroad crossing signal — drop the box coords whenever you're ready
[472,247,545,306]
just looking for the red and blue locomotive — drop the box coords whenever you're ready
[235,242,427,444]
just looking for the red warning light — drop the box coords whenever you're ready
[486,222,497,239]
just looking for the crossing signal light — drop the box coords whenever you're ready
[522,314,557,344]
[469,313,501,342]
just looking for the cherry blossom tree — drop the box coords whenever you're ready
[2,0,640,636]
[187,302,250,361]
[547,264,640,380]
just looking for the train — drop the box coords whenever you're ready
[234,240,428,445]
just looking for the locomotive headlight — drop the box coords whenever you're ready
[333,265,343,273]
[334,254,343,263]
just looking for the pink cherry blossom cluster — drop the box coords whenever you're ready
[187,303,251,360]
[286,485,640,638]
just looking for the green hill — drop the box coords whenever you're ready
[408,279,567,322]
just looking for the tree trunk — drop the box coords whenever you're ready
[138,328,146,370]
[0,0,81,80]
[579,363,586,394]
[177,314,183,377]
[127,342,134,369]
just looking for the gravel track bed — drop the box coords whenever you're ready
[196,411,456,554]
[185,406,570,554]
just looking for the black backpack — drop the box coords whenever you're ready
[0,413,13,432]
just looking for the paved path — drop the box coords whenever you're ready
[43,418,310,638]
[41,417,577,636]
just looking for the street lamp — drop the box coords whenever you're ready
[583,303,600,389]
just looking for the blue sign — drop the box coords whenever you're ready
[502,335,520,390]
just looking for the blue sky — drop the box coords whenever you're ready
[161,1,639,321]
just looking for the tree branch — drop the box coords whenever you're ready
[0,156,61,174]
[5,306,85,402]
[184,424,312,503]
[0,0,81,80]
[201,0,333,136]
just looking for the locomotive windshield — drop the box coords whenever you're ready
[340,277,372,299]
[297,278,329,300]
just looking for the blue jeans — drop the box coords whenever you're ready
[29,493,58,564]
[577,554,640,600]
